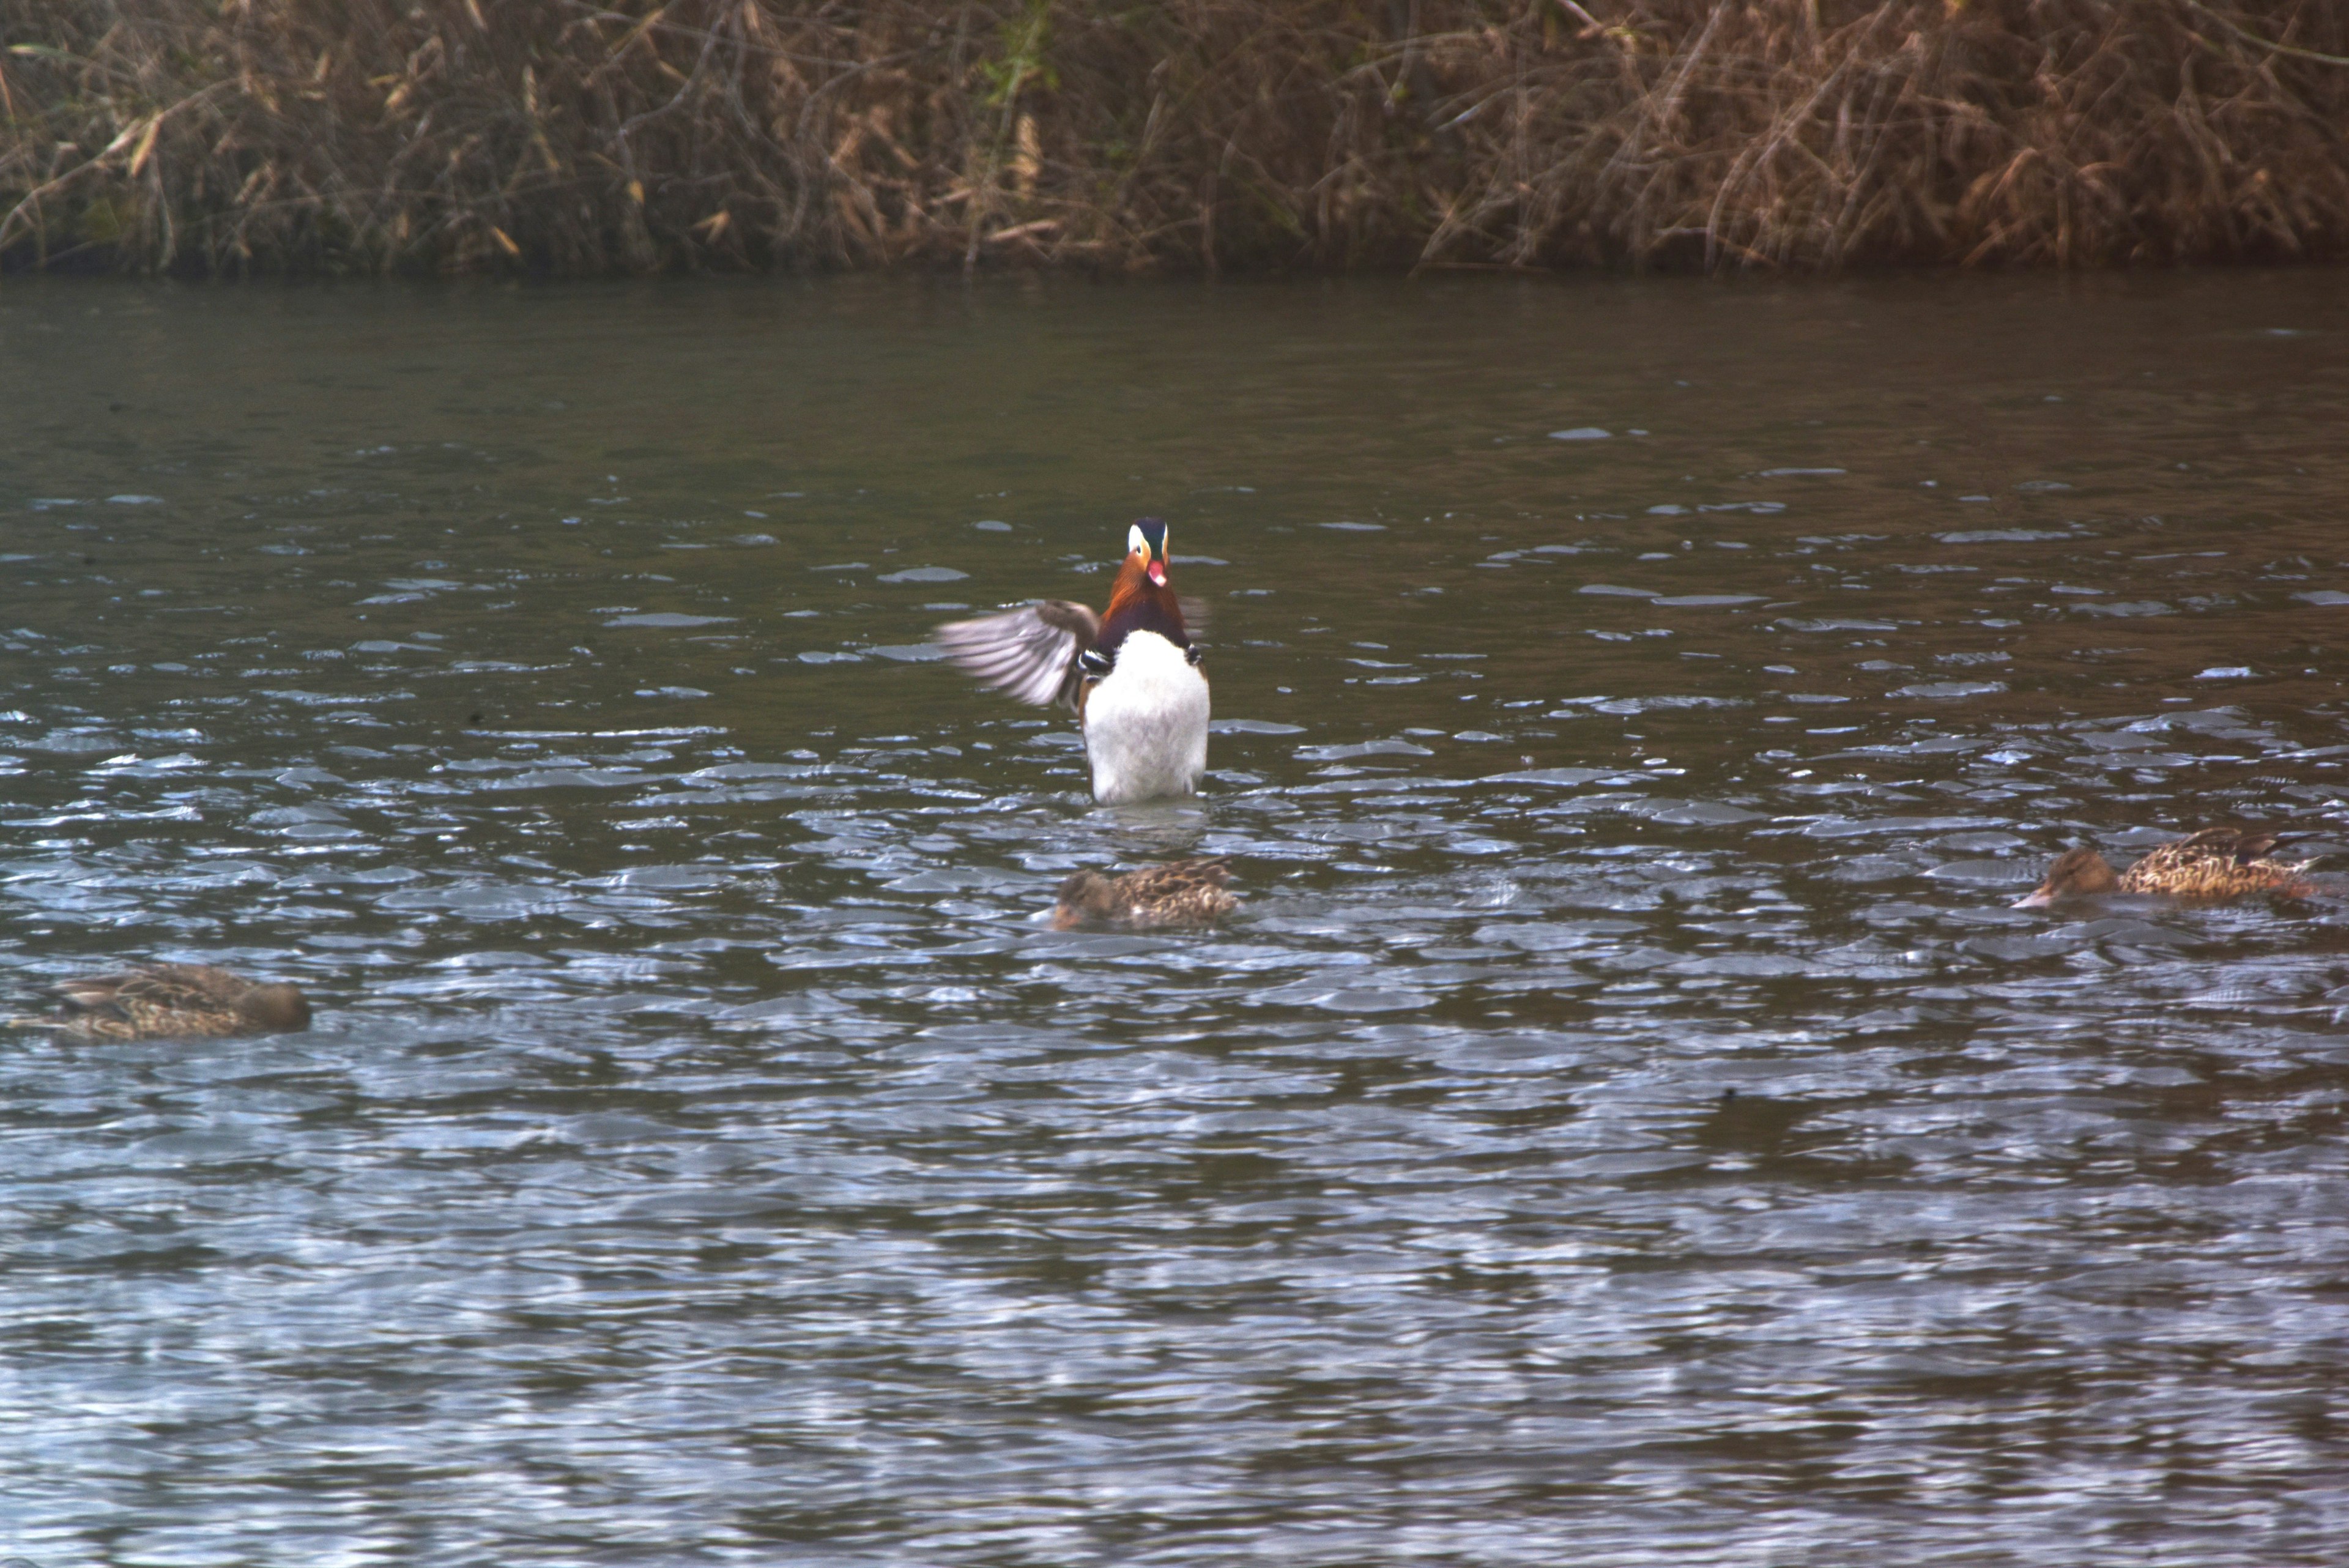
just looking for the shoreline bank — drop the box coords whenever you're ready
[5,1,2347,278]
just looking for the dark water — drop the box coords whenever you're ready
[5,273,2349,1566]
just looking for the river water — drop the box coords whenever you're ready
[4,273,2348,1565]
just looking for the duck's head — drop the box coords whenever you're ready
[1052,870,1119,930]
[2013,847,2118,908]
[237,983,312,1032]
[1126,518,1170,587]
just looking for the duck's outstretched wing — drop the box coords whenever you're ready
[933,600,1099,710]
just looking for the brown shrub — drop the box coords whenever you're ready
[3,1,2347,275]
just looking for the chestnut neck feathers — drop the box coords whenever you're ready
[1096,556,1189,660]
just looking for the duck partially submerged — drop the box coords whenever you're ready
[17,964,311,1040]
[2013,828,2314,908]
[935,518,1210,804]
[1051,859,1237,930]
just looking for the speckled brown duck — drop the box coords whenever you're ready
[16,964,311,1040]
[1051,858,1237,930]
[2013,828,2315,908]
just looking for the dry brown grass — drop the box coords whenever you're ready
[4,1,2347,275]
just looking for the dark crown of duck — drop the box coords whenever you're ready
[1096,518,1189,661]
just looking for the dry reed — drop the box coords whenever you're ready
[4,1,2347,275]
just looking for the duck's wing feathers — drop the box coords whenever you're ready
[1122,858,1231,900]
[46,964,242,1017]
[934,600,1100,709]
[1115,858,1237,927]
[2234,831,2285,863]
[2175,827,2287,864]
[43,968,157,1020]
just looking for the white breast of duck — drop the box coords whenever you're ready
[1082,630,1209,803]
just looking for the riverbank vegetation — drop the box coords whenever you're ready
[4,1,2347,275]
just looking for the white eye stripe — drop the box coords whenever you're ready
[1128,523,1148,559]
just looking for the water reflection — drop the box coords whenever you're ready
[3,273,2348,1563]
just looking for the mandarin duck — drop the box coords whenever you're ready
[934,518,1209,803]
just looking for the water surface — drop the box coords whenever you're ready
[5,273,2349,1565]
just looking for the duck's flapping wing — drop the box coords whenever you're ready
[934,600,1099,709]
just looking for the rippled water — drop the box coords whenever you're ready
[6,273,2349,1565]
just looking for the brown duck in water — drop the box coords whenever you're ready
[1051,858,1237,930]
[16,964,311,1040]
[2013,828,2314,908]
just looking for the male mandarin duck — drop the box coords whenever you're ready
[16,964,311,1040]
[2013,827,2314,908]
[934,518,1209,803]
[1050,858,1238,930]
